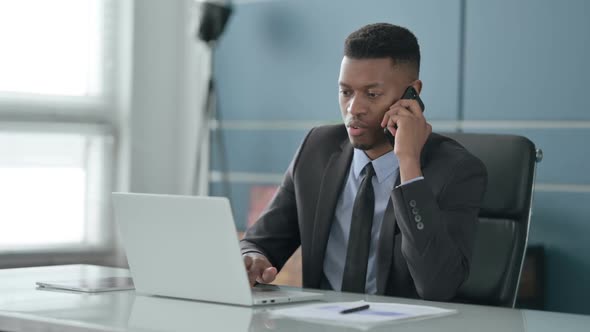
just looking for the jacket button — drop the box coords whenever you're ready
[412,207,419,215]
[414,215,422,222]
[417,222,424,230]
[409,200,417,207]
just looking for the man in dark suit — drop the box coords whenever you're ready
[240,23,487,300]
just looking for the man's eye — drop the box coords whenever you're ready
[367,92,380,98]
[340,90,352,97]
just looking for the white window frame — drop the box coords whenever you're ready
[0,0,126,267]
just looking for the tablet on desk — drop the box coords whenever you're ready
[36,276,135,293]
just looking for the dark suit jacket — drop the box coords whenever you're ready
[240,124,487,301]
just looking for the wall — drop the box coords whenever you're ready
[127,0,209,196]
[110,0,210,266]
[462,0,590,315]
[211,0,590,314]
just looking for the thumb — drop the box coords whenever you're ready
[261,266,278,283]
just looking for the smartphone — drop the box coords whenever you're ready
[383,86,425,146]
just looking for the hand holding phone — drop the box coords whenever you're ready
[383,86,425,146]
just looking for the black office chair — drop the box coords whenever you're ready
[443,132,543,307]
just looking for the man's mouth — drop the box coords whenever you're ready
[346,120,368,136]
[346,119,367,129]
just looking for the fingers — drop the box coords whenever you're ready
[248,265,261,287]
[259,266,278,284]
[384,114,402,132]
[244,254,263,286]
[243,255,253,270]
[384,125,397,137]
[243,253,275,287]
[248,273,257,287]
[381,107,410,128]
[397,99,424,116]
[382,97,430,160]
[382,99,427,131]
[382,104,411,127]
[380,112,390,128]
[383,100,423,124]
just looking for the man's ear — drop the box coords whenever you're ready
[411,80,423,94]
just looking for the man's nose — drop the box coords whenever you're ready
[347,96,366,115]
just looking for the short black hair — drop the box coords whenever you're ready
[344,23,420,75]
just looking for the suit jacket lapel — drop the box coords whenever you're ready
[309,140,353,287]
[376,167,400,294]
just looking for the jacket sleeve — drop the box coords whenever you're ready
[391,156,487,301]
[239,130,313,270]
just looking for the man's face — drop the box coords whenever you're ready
[338,56,412,158]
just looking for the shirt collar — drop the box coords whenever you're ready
[352,149,398,183]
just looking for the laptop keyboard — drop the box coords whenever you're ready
[252,284,280,292]
[251,284,294,299]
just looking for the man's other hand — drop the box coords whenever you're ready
[243,253,278,287]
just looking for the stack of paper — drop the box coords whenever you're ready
[269,300,456,330]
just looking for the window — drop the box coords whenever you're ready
[0,0,105,98]
[0,0,118,256]
[0,128,112,251]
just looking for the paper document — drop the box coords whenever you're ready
[269,300,456,329]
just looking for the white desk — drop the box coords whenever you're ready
[0,264,588,332]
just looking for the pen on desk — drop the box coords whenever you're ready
[340,304,370,314]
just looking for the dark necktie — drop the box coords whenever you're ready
[341,162,375,293]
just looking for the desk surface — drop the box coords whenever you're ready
[0,264,588,332]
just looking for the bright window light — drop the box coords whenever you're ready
[0,0,114,257]
[0,0,102,97]
[0,132,94,249]
[0,168,86,247]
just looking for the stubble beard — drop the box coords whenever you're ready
[350,131,387,151]
[351,133,395,157]
[351,141,374,150]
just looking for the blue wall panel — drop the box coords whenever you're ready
[529,191,590,315]
[463,0,590,120]
[460,0,590,313]
[210,129,308,173]
[215,0,462,121]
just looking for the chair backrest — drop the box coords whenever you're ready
[442,132,540,307]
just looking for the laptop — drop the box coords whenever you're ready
[36,276,134,293]
[111,192,323,306]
